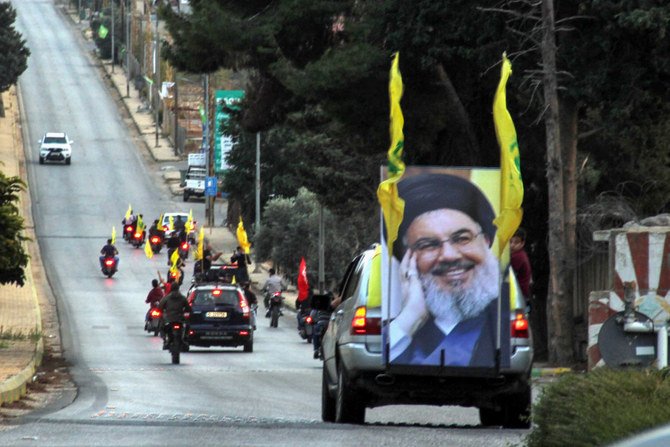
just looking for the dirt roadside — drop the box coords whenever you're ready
[0,87,75,422]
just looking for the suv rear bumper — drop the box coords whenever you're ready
[187,324,252,347]
[336,341,532,408]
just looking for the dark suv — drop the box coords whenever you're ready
[321,244,533,427]
[186,283,253,352]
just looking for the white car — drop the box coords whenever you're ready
[161,212,197,243]
[39,132,73,165]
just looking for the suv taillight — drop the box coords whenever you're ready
[238,292,250,318]
[511,312,529,338]
[351,306,381,335]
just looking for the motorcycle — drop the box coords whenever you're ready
[101,257,118,278]
[145,303,162,336]
[297,307,313,343]
[131,229,146,248]
[178,241,190,260]
[268,291,283,328]
[149,234,163,254]
[123,223,136,242]
[167,268,185,286]
[164,321,187,364]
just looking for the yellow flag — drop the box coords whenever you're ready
[170,249,180,276]
[169,215,174,231]
[492,53,524,257]
[137,215,144,232]
[236,218,251,254]
[111,226,116,245]
[195,227,205,261]
[232,275,236,284]
[144,238,154,259]
[376,52,406,255]
[125,204,132,220]
[186,209,194,233]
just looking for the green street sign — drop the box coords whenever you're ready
[213,90,244,174]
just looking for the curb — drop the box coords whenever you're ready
[0,339,43,405]
[531,367,572,378]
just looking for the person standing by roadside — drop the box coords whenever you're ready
[510,228,532,300]
[510,227,544,358]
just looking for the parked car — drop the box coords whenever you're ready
[181,166,206,202]
[320,244,533,426]
[185,283,253,352]
[38,132,73,165]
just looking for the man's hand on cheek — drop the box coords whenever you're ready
[396,250,428,336]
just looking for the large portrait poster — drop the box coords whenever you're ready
[381,166,511,372]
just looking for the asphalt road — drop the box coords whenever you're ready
[0,1,528,445]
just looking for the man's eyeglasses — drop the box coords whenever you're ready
[410,230,483,255]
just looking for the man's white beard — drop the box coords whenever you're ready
[421,251,500,324]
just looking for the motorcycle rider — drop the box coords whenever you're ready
[158,282,190,349]
[149,218,165,238]
[174,215,187,242]
[99,238,119,270]
[122,210,137,239]
[145,279,164,323]
[262,268,286,317]
[166,231,180,266]
[157,270,176,295]
[296,288,312,338]
[310,292,340,359]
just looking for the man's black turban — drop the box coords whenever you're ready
[390,173,497,260]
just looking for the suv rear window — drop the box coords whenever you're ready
[192,290,238,307]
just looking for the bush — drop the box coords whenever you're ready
[526,368,670,447]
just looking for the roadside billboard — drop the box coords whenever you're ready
[214,90,244,174]
[380,166,511,374]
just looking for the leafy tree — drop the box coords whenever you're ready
[0,172,29,286]
[254,188,372,288]
[0,2,30,117]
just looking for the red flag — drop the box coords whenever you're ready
[297,257,309,302]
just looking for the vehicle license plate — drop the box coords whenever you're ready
[206,311,227,318]
[202,334,233,340]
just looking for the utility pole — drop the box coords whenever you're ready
[125,0,130,98]
[111,0,115,73]
[253,132,261,273]
[154,10,160,148]
[207,75,216,228]
[318,204,325,293]
[174,74,179,155]
[204,74,215,229]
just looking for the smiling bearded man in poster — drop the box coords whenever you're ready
[388,172,504,367]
